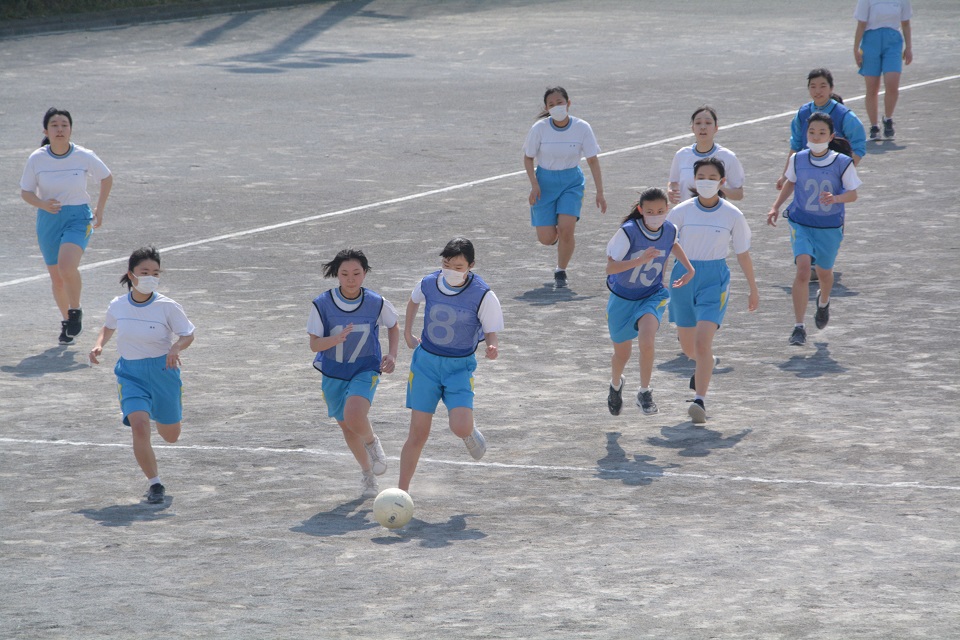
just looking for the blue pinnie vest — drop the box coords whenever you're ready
[607,219,677,301]
[419,271,490,357]
[797,100,851,150]
[312,288,383,380]
[786,150,853,228]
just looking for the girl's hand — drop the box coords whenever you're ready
[404,332,420,350]
[336,324,354,343]
[766,208,780,227]
[89,346,103,365]
[528,184,541,206]
[485,344,498,360]
[92,206,104,228]
[819,192,836,206]
[381,354,396,374]
[668,187,681,205]
[596,193,607,214]
[775,175,788,191]
[854,48,863,68]
[672,270,694,288]
[748,290,760,312]
[41,199,62,214]
[903,48,912,65]
[166,347,182,370]
[639,247,659,264]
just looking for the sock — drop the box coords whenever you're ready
[639,386,651,393]
[818,298,829,308]
[555,266,564,272]
[148,476,161,486]
[611,378,622,391]
[795,323,805,329]
[694,395,705,402]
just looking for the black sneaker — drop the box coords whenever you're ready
[66,308,82,338]
[869,125,881,141]
[636,389,658,415]
[58,321,74,345]
[607,376,624,415]
[553,269,567,289]
[814,290,830,329]
[146,483,165,504]
[688,356,719,390]
[789,325,807,346]
[687,398,707,425]
[883,117,895,139]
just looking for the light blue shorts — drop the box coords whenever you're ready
[606,288,669,344]
[859,28,904,76]
[36,204,93,265]
[668,260,730,328]
[405,346,477,414]
[531,166,585,227]
[115,355,183,426]
[790,221,844,270]
[321,370,380,421]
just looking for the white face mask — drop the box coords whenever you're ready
[441,268,467,287]
[133,275,160,295]
[807,140,830,154]
[548,104,568,121]
[695,180,721,199]
[643,214,668,230]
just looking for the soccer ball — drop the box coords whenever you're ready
[373,488,414,529]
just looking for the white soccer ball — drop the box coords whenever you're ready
[373,488,414,529]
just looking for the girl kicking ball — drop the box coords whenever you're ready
[606,188,695,416]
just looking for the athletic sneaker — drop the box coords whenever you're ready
[58,321,74,345]
[463,426,486,460]
[814,290,830,330]
[65,308,82,338]
[687,399,707,425]
[607,376,624,415]
[361,471,378,499]
[553,269,567,289]
[364,435,387,476]
[883,117,895,139]
[869,125,881,141]
[789,326,807,346]
[688,355,720,390]
[636,389,658,415]
[146,483,165,504]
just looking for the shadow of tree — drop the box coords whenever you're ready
[594,431,680,485]
[1,346,87,377]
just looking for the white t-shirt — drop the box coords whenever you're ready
[19,144,111,206]
[306,288,399,337]
[665,198,752,261]
[104,293,195,360]
[785,151,863,192]
[854,0,911,31]
[522,116,601,171]
[668,143,745,201]
[410,277,505,333]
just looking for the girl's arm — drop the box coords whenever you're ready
[605,247,660,275]
[484,332,499,360]
[524,155,540,206]
[310,324,354,353]
[92,174,113,229]
[404,300,421,349]
[166,332,195,370]
[776,151,795,190]
[723,185,744,201]
[820,189,857,206]
[902,20,912,65]
[735,251,760,312]
[667,181,682,205]
[381,324,400,374]
[767,180,796,226]
[669,242,696,288]
[21,189,61,213]
[585,156,607,213]
[854,21,867,67]
[88,326,116,364]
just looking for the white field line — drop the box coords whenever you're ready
[1,437,957,492]
[2,73,958,290]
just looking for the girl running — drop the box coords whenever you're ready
[668,106,745,204]
[20,107,113,345]
[308,249,400,499]
[89,247,195,505]
[523,86,607,289]
[606,188,695,416]
[767,113,861,346]
[854,0,913,140]
[666,158,759,425]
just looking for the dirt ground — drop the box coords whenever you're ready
[1,1,959,638]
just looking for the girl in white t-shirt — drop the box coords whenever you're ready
[522,86,607,289]
[854,0,913,139]
[668,105,745,204]
[20,108,113,346]
[89,247,195,505]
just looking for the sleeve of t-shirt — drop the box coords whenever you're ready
[841,163,863,192]
[901,0,912,19]
[606,229,631,260]
[731,211,753,255]
[522,123,541,159]
[85,149,112,181]
[378,298,399,329]
[842,112,867,158]
[668,149,682,183]
[784,155,798,183]
[410,280,426,304]
[19,156,37,192]
[478,291,505,334]
[725,153,746,189]
[166,301,196,337]
[853,0,870,21]
[104,299,119,330]
[581,121,601,158]
[307,302,324,336]
[789,112,805,152]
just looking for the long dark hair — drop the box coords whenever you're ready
[536,86,569,119]
[120,246,161,290]
[623,187,669,224]
[807,112,854,157]
[322,248,371,278]
[41,107,72,147]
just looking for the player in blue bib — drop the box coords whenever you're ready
[308,249,399,499]
[606,188,695,416]
[400,238,504,494]
[768,113,862,346]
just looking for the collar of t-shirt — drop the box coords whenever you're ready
[332,287,362,312]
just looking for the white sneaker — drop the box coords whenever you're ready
[361,471,378,498]
[364,435,387,476]
[463,426,486,460]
